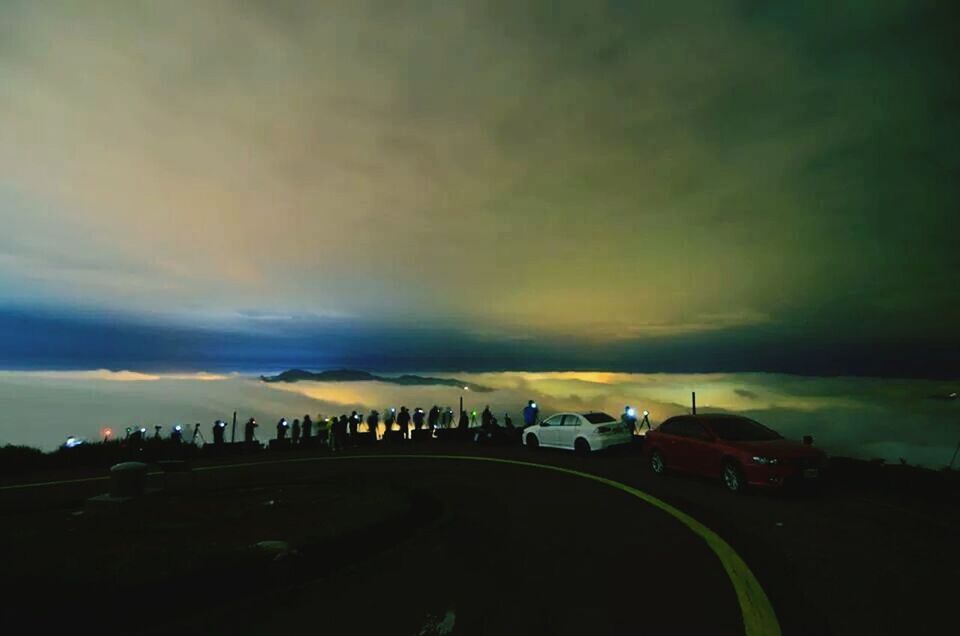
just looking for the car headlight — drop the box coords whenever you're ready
[751,456,781,465]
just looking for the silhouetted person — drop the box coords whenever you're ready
[458,410,468,429]
[212,420,226,445]
[349,411,360,437]
[317,417,330,446]
[523,401,539,427]
[397,406,411,440]
[442,408,453,428]
[384,408,396,437]
[326,417,338,451]
[413,408,425,430]
[154,425,163,440]
[621,406,638,436]
[470,410,478,427]
[481,406,493,429]
[333,415,349,451]
[171,425,184,444]
[367,410,380,440]
[244,418,258,443]
[504,413,513,429]
[428,406,440,430]
[292,418,301,444]
[277,418,289,441]
[303,414,313,440]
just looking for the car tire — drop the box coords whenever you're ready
[574,438,590,456]
[722,460,746,493]
[650,450,666,475]
[525,433,539,449]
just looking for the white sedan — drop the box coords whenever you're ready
[523,412,632,454]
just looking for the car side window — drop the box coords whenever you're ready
[670,419,691,437]
[543,415,562,427]
[673,419,711,440]
[688,422,711,440]
[561,414,579,427]
[659,418,681,435]
[671,418,699,438]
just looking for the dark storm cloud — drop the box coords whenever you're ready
[0,1,956,373]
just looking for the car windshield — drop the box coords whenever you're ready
[583,413,616,424]
[708,417,782,441]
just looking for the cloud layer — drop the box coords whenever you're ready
[2,369,957,467]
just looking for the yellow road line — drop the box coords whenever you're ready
[0,452,781,636]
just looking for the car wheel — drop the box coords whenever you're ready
[525,433,539,449]
[574,438,590,456]
[722,461,746,493]
[650,450,666,475]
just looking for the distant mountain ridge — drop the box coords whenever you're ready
[260,368,493,392]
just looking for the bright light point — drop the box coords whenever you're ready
[64,436,84,448]
[643,410,649,417]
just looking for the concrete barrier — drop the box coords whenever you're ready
[109,461,148,497]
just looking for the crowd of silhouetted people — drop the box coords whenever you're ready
[121,401,542,451]
[110,400,657,452]
[74,400,651,458]
[245,403,529,450]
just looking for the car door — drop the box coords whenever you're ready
[538,414,563,446]
[664,417,699,472]
[557,414,581,449]
[682,421,725,477]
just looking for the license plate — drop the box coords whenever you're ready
[803,468,819,479]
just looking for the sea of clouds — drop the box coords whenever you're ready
[1,370,957,467]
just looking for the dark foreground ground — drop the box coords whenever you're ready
[1,442,958,635]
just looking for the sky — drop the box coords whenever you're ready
[1,1,958,376]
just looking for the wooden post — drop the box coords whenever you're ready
[692,391,697,415]
[231,411,237,443]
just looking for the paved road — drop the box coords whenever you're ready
[1,442,957,634]
[175,456,744,635]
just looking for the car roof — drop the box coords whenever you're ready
[660,413,762,430]
[663,413,749,421]
[547,412,611,417]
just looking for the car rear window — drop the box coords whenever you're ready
[582,413,616,424]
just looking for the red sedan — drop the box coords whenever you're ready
[645,414,826,492]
